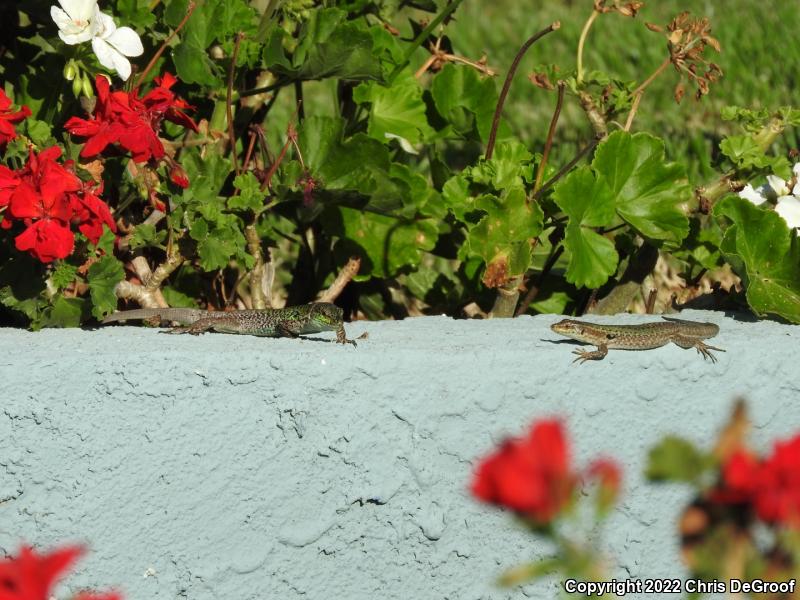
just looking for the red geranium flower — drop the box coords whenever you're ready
[471,419,576,523]
[70,181,117,244]
[0,545,82,600]
[0,89,31,147]
[754,435,800,527]
[14,218,76,262]
[714,435,800,528]
[65,74,197,165]
[0,545,121,600]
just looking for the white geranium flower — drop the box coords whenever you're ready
[89,8,144,81]
[776,195,800,230]
[50,0,143,81]
[51,0,97,44]
[738,183,768,206]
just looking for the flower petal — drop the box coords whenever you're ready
[105,26,143,57]
[92,36,134,80]
[51,6,93,43]
[738,184,768,206]
[90,8,116,38]
[775,195,800,230]
[766,174,789,198]
[58,0,96,22]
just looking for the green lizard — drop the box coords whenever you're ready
[550,317,724,364]
[102,302,358,346]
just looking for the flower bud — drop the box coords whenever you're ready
[72,74,83,98]
[63,60,77,81]
[81,73,94,99]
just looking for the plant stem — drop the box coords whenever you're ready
[135,1,196,87]
[485,21,561,160]
[227,32,244,177]
[576,9,599,86]
[533,135,601,201]
[388,0,466,83]
[630,56,671,97]
[533,82,566,194]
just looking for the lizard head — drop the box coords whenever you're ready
[309,302,344,329]
[550,319,591,342]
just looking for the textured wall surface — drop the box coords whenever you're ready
[0,311,797,599]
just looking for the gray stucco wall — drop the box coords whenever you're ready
[0,311,797,599]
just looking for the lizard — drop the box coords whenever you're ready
[550,316,724,364]
[101,302,358,346]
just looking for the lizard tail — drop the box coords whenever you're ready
[102,308,207,325]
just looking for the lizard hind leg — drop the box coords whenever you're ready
[671,335,725,363]
[164,317,233,335]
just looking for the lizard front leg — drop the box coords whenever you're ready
[572,343,608,364]
[671,335,725,363]
[336,325,357,347]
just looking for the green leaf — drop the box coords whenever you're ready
[465,186,543,287]
[720,134,791,178]
[330,207,437,278]
[468,141,533,191]
[41,295,85,328]
[50,263,78,291]
[229,172,266,211]
[353,70,434,146]
[87,255,124,319]
[593,131,690,243]
[552,167,618,288]
[646,436,709,483]
[129,223,167,250]
[264,8,382,81]
[170,0,223,86]
[24,119,54,147]
[115,0,157,29]
[297,117,391,192]
[91,227,117,256]
[431,64,497,141]
[714,195,800,322]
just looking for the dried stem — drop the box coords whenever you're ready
[485,22,561,160]
[623,90,643,131]
[135,1,196,87]
[630,56,671,98]
[533,81,566,194]
[318,257,361,303]
[227,32,244,177]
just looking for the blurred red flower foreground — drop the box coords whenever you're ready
[0,545,119,600]
[471,419,621,524]
[717,433,800,527]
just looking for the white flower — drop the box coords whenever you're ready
[89,9,144,81]
[738,183,768,206]
[776,195,800,230]
[51,0,96,44]
[50,0,143,81]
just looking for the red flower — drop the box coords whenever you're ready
[0,146,116,262]
[70,181,117,244]
[754,435,800,527]
[168,163,189,189]
[14,218,75,262]
[714,436,800,528]
[0,89,31,147]
[0,545,121,600]
[471,419,575,523]
[587,458,623,513]
[0,545,82,600]
[65,74,196,164]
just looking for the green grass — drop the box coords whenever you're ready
[445,0,800,180]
